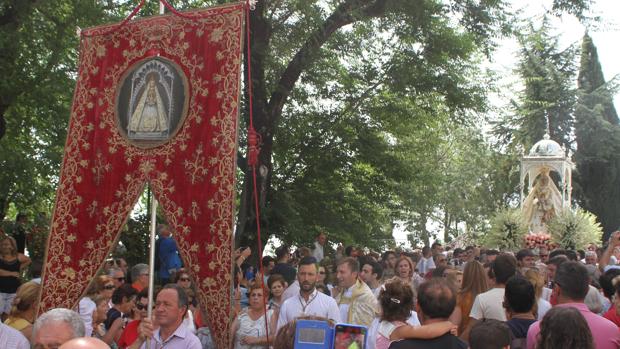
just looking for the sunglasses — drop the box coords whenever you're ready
[104,285,115,290]
[180,277,191,282]
[135,302,149,310]
[319,271,326,275]
[115,277,126,282]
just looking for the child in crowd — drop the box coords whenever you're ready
[375,278,456,349]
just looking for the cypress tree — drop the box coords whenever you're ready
[574,33,620,236]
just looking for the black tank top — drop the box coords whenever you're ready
[0,257,21,293]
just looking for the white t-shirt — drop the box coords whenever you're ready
[277,289,341,330]
[312,241,324,262]
[78,297,96,337]
[541,287,552,302]
[470,287,506,321]
[417,257,436,274]
[282,280,300,301]
[367,312,420,349]
[537,298,551,320]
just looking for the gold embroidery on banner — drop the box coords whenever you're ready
[40,5,243,349]
[184,144,208,184]
[92,151,112,185]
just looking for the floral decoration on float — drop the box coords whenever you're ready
[524,233,552,249]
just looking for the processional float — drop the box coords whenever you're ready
[520,132,573,235]
[38,1,250,347]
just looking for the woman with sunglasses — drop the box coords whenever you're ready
[117,289,151,348]
[174,270,199,332]
[78,275,115,337]
[174,270,194,293]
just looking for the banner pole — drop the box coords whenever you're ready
[147,184,158,347]
[146,4,164,347]
[145,4,166,349]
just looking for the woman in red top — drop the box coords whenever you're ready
[117,288,151,348]
[603,277,620,327]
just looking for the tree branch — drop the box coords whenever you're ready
[266,0,389,122]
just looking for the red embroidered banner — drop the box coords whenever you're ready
[39,3,244,347]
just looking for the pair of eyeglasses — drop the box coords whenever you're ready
[104,285,115,290]
[135,303,150,310]
[116,277,126,282]
[319,271,326,275]
[179,277,191,282]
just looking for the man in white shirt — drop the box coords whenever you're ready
[312,232,327,262]
[334,257,377,327]
[277,256,340,330]
[463,253,517,341]
[360,260,383,297]
[417,246,436,274]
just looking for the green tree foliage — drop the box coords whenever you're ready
[0,0,594,250]
[494,18,576,153]
[236,0,518,249]
[574,33,620,236]
[0,1,113,220]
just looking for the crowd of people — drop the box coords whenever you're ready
[231,231,620,349]
[3,219,620,348]
[0,223,207,349]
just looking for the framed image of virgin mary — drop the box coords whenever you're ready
[116,57,189,148]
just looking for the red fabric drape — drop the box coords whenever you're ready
[39,3,244,348]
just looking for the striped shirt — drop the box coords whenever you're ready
[0,323,29,349]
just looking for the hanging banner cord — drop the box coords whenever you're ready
[243,0,272,345]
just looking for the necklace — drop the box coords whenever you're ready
[298,290,317,315]
[248,307,266,320]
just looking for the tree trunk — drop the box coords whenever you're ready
[0,106,6,140]
[234,0,390,248]
[0,195,8,222]
[443,211,450,242]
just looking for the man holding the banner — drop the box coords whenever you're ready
[130,284,201,349]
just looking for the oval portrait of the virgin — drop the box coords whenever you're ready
[116,57,189,148]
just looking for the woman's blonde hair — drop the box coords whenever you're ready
[524,268,544,317]
[0,235,18,256]
[86,275,113,297]
[10,281,40,318]
[446,269,463,290]
[524,268,544,300]
[460,260,488,298]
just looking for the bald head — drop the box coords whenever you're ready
[59,337,109,349]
